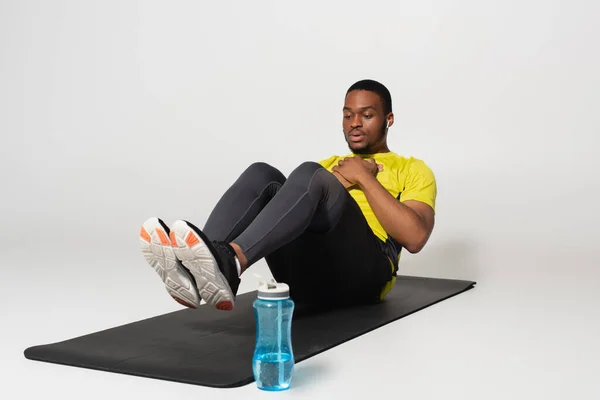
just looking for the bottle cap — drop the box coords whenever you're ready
[256,278,290,300]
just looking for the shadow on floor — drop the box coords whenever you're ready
[288,358,330,390]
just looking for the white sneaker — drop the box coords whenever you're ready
[170,219,240,311]
[139,217,201,309]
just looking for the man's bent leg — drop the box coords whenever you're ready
[202,162,286,242]
[168,161,345,310]
[231,161,347,267]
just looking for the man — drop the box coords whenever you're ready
[139,79,436,311]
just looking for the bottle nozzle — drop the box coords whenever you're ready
[253,273,278,288]
[254,274,290,300]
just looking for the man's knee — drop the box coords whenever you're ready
[243,162,286,184]
[289,161,323,178]
[288,161,337,188]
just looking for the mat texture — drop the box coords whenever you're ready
[24,275,475,388]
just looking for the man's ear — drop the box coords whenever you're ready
[386,112,394,129]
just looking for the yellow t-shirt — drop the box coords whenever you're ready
[318,152,437,245]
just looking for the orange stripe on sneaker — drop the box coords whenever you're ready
[156,229,170,246]
[140,227,151,243]
[185,231,200,247]
[216,301,233,311]
[172,296,197,309]
[169,231,178,247]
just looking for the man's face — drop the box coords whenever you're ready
[342,90,390,154]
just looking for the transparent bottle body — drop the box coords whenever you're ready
[252,297,295,391]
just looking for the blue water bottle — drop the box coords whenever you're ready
[252,279,295,391]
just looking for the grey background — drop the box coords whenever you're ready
[1,0,599,399]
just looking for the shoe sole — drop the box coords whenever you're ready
[139,217,201,309]
[170,220,235,311]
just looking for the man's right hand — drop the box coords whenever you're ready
[332,158,382,189]
[332,170,354,188]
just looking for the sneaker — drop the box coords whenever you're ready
[139,217,201,309]
[170,219,241,311]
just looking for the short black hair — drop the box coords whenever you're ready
[346,79,392,115]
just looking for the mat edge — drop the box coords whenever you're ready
[23,352,254,389]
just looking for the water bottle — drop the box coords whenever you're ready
[252,279,295,391]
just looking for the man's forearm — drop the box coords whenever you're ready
[332,170,354,189]
[357,174,428,253]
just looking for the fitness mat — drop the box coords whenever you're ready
[24,275,475,388]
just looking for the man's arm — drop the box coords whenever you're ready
[332,170,354,189]
[318,156,354,189]
[356,174,435,253]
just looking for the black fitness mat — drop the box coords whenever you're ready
[24,275,475,388]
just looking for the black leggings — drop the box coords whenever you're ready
[202,162,394,305]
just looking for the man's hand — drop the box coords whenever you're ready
[331,170,354,189]
[332,156,382,185]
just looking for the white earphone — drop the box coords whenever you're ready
[386,121,390,129]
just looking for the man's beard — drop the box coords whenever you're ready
[350,145,375,155]
[346,123,387,155]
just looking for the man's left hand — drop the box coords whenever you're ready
[332,156,382,185]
